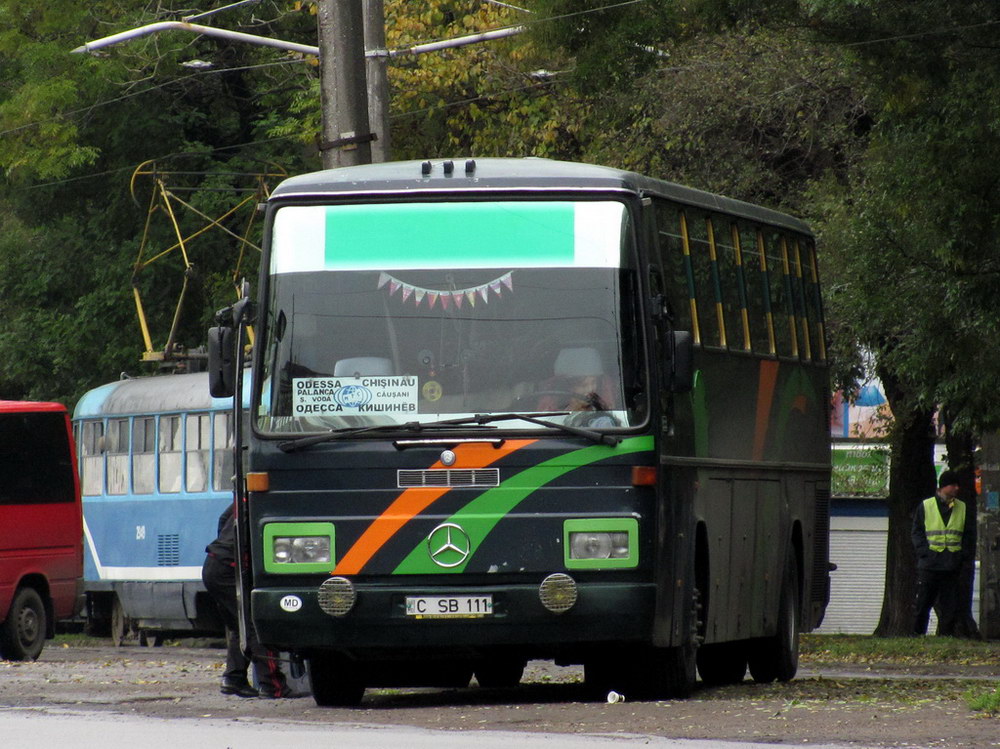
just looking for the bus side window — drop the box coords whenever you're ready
[186,413,210,493]
[790,239,812,360]
[803,242,827,361]
[213,412,234,492]
[132,416,155,495]
[684,212,719,346]
[762,232,795,358]
[107,418,129,496]
[712,218,745,350]
[740,226,772,355]
[80,420,105,497]
[159,415,182,494]
[652,200,694,337]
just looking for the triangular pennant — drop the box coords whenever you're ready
[441,294,451,310]
[401,285,414,303]
[489,280,502,297]
[453,292,464,308]
[388,280,401,296]
[428,292,439,309]
[478,286,489,303]
[377,272,391,289]
[467,290,476,307]
[414,289,426,306]
[501,272,513,291]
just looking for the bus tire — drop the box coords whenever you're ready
[649,642,697,698]
[0,586,47,661]
[748,553,800,684]
[697,641,748,686]
[308,653,365,707]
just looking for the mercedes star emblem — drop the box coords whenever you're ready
[426,522,472,568]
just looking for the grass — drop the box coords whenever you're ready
[800,633,1000,667]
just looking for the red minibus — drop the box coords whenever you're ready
[0,400,83,660]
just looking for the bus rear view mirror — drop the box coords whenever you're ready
[208,325,235,398]
[671,330,693,393]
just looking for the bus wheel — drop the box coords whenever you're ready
[748,554,800,684]
[308,653,365,707]
[0,587,47,661]
[648,642,697,698]
[697,641,748,686]
[474,659,526,689]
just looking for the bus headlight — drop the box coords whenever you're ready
[273,536,331,564]
[263,522,335,573]
[569,531,629,560]
[563,518,638,569]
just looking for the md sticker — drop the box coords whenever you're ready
[292,376,418,415]
[280,595,303,613]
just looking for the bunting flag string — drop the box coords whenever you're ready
[377,271,514,308]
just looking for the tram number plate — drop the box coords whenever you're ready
[405,595,493,619]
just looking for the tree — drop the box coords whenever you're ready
[804,2,1000,635]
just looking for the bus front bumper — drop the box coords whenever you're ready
[251,578,657,654]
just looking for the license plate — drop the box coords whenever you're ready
[405,595,493,619]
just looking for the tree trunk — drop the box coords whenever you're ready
[942,418,981,639]
[873,368,937,637]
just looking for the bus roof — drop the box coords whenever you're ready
[72,371,244,419]
[268,157,813,236]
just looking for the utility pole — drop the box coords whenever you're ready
[317,0,373,168]
[363,0,391,162]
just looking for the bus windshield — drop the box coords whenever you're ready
[256,199,645,434]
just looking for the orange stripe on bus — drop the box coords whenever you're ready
[753,360,779,462]
[332,439,536,575]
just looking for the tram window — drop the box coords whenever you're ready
[159,415,182,494]
[186,413,210,493]
[213,413,234,492]
[132,416,155,495]
[80,420,104,497]
[107,418,129,496]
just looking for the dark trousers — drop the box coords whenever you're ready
[202,554,288,695]
[913,568,960,636]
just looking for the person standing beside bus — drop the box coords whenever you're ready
[203,503,293,697]
[911,470,976,636]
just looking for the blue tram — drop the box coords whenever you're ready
[72,372,245,643]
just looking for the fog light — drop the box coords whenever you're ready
[539,572,577,614]
[318,576,356,617]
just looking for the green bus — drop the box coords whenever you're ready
[208,158,831,705]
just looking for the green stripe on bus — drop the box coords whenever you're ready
[392,435,654,575]
[324,203,575,269]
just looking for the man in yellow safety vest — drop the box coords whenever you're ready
[911,470,976,636]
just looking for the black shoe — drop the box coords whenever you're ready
[221,679,259,698]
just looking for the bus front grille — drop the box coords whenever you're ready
[397,468,500,488]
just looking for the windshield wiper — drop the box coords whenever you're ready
[278,411,621,452]
[449,412,621,446]
[278,418,498,453]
